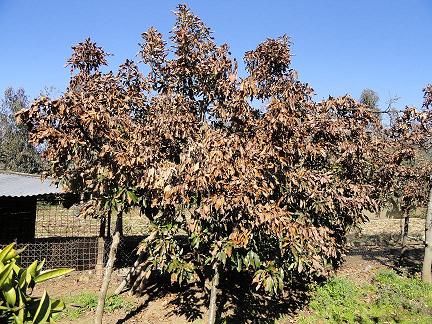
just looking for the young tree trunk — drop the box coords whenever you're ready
[115,211,124,236]
[113,252,145,295]
[94,231,120,324]
[207,267,220,324]
[400,211,410,260]
[422,184,432,283]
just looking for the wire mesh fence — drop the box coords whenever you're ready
[106,236,144,268]
[109,209,149,237]
[35,202,99,238]
[0,237,99,270]
[35,200,148,238]
[1,196,147,270]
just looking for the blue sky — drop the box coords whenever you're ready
[1,0,431,109]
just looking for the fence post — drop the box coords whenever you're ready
[96,237,105,276]
[95,216,107,276]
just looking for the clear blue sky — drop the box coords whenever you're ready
[1,0,431,109]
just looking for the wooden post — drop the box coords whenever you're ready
[96,216,107,276]
[96,237,105,276]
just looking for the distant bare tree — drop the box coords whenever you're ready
[385,94,401,127]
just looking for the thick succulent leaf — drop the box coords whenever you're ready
[0,263,14,288]
[36,259,45,274]
[34,268,74,284]
[12,314,24,324]
[0,243,15,263]
[3,284,17,306]
[18,269,32,290]
[27,261,39,278]
[32,291,51,324]
[50,299,65,313]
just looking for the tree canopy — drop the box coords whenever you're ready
[360,89,379,111]
[16,4,432,319]
[0,87,42,173]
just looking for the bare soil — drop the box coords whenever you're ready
[34,218,426,323]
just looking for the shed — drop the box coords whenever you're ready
[0,171,143,271]
[0,171,62,243]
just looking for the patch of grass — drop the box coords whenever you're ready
[63,292,135,320]
[299,269,432,324]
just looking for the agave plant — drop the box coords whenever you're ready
[0,243,74,323]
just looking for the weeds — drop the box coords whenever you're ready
[64,292,135,320]
[299,269,432,324]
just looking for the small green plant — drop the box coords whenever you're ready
[104,294,134,313]
[64,292,97,319]
[0,243,74,323]
[299,269,432,324]
[301,277,371,323]
[64,292,134,320]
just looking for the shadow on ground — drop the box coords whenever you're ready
[116,271,311,323]
[116,242,425,323]
[348,232,423,247]
[347,245,424,276]
[216,272,310,323]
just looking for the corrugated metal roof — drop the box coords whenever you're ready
[0,171,63,197]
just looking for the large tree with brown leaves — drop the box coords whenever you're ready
[379,85,432,281]
[17,5,425,323]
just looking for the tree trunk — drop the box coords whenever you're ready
[207,267,220,324]
[400,211,410,260]
[106,210,112,237]
[94,231,120,324]
[115,211,124,236]
[422,184,432,283]
[113,252,145,295]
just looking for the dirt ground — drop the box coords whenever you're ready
[35,218,426,324]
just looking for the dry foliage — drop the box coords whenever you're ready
[383,86,432,214]
[17,5,431,298]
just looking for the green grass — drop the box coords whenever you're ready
[63,292,135,320]
[299,269,432,324]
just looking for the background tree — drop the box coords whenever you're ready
[380,84,432,281]
[359,88,430,260]
[421,84,432,282]
[360,88,384,128]
[18,5,412,323]
[384,107,432,260]
[360,89,379,111]
[0,87,42,173]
